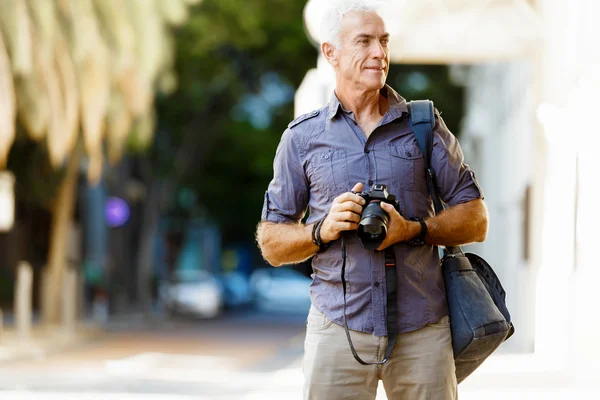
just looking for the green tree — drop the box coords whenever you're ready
[0,0,198,323]
[155,0,317,244]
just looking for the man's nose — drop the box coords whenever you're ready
[372,41,386,59]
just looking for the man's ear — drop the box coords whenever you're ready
[321,42,337,66]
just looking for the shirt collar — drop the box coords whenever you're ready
[326,84,409,121]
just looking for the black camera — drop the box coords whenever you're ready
[357,184,400,250]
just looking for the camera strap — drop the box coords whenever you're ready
[341,236,398,365]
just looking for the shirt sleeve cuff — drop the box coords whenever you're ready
[261,191,300,223]
[446,171,485,206]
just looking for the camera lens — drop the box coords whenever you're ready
[363,224,383,237]
[357,201,389,250]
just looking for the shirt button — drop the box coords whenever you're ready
[368,180,373,185]
[374,282,380,287]
[407,152,412,157]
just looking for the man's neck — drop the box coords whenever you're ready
[334,85,388,122]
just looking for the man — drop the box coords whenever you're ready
[256,0,488,399]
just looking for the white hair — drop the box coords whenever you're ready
[320,0,383,49]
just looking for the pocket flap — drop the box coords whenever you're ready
[388,143,422,160]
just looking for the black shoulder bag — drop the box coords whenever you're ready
[408,100,515,384]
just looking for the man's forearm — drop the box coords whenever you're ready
[425,199,488,247]
[256,221,318,267]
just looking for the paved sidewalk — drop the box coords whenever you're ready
[242,353,600,400]
[0,322,105,364]
[0,310,176,365]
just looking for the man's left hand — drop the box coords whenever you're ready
[376,202,418,251]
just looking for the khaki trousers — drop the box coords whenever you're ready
[303,306,457,400]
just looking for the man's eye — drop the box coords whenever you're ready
[359,39,369,44]
[381,39,389,45]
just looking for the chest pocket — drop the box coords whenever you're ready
[309,149,349,200]
[388,143,423,192]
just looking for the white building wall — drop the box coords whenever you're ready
[534,0,600,384]
[294,56,335,118]
[459,0,600,383]
[456,62,536,353]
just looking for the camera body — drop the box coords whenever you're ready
[357,184,400,250]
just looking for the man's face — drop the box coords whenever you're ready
[333,11,390,91]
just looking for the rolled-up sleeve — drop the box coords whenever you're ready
[261,128,309,223]
[431,113,484,206]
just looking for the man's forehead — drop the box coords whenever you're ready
[340,10,387,35]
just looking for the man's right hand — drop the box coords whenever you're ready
[320,182,366,244]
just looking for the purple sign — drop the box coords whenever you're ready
[105,197,130,227]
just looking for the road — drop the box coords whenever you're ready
[0,308,308,399]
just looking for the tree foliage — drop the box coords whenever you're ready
[0,0,199,184]
[155,0,318,243]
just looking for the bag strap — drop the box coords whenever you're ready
[407,100,462,256]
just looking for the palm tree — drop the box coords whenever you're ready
[0,0,200,323]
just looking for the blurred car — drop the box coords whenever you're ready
[159,269,223,319]
[220,271,252,308]
[249,267,312,312]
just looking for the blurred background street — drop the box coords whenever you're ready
[0,0,599,398]
[0,307,308,399]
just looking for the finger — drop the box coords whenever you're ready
[336,191,366,206]
[334,200,364,215]
[328,208,361,224]
[341,211,361,223]
[380,202,398,214]
[335,221,359,231]
[331,192,365,210]
[351,182,363,194]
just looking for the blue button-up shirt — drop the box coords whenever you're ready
[261,85,483,336]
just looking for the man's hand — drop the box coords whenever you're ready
[320,182,366,244]
[375,202,420,251]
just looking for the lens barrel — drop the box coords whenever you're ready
[357,201,389,250]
